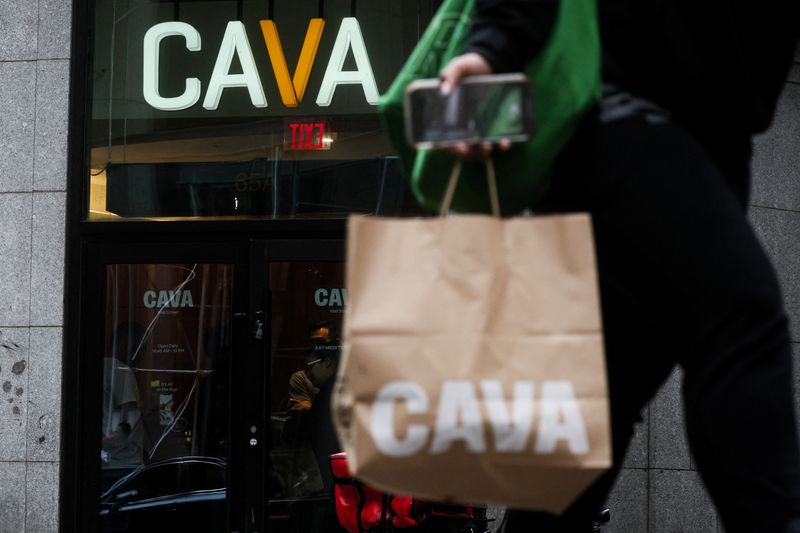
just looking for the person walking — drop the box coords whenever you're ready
[439,1,800,532]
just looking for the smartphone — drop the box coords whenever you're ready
[404,73,534,149]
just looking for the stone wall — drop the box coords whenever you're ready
[0,0,70,530]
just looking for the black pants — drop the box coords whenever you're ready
[507,99,800,533]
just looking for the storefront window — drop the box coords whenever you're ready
[86,0,435,220]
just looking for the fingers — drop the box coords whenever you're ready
[447,140,508,160]
[447,139,511,159]
[438,53,506,160]
[439,61,466,95]
[439,52,493,94]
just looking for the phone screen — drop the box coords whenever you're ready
[405,75,533,148]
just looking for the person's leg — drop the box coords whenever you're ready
[587,116,800,533]
[506,110,689,532]
[507,105,800,532]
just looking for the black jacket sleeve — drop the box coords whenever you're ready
[465,0,560,73]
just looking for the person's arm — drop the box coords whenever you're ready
[440,0,560,158]
[465,0,560,74]
[288,371,317,410]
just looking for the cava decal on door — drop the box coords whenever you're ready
[143,289,195,309]
[315,288,347,313]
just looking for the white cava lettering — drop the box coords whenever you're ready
[430,380,485,454]
[371,381,430,457]
[367,379,591,456]
[202,21,267,110]
[142,22,202,111]
[316,18,379,106]
[481,380,535,452]
[534,381,590,454]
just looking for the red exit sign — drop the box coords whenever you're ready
[286,121,331,150]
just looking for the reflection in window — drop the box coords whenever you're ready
[269,263,343,497]
[100,157,413,218]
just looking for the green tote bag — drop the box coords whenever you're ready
[379,0,601,214]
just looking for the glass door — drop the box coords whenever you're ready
[98,263,234,532]
[258,241,345,533]
[77,241,258,533]
[78,239,345,533]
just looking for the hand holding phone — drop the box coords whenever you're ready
[404,73,534,149]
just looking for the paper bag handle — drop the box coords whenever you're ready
[439,158,501,218]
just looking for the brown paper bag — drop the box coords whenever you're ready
[333,162,610,514]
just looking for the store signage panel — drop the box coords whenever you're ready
[143,18,378,112]
[92,0,419,119]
